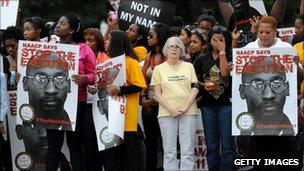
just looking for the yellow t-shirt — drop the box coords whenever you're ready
[124,56,147,131]
[293,42,304,93]
[134,46,148,62]
[150,61,198,117]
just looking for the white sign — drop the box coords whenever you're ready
[7,90,72,170]
[92,54,126,151]
[232,47,297,136]
[277,27,295,42]
[0,0,19,29]
[249,0,267,15]
[17,41,79,131]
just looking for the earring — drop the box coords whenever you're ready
[70,32,72,34]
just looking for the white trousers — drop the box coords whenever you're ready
[158,115,197,171]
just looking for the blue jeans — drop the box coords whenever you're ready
[201,106,236,171]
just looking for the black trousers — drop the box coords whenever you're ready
[101,132,146,171]
[0,123,12,171]
[0,135,4,171]
[142,105,163,171]
[249,136,302,171]
[83,103,103,171]
[46,102,86,171]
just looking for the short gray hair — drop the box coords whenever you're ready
[162,36,186,57]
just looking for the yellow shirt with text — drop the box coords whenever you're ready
[150,61,198,117]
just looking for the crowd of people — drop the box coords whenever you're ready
[1,0,304,171]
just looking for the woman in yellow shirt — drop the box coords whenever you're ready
[102,30,147,171]
[151,37,199,170]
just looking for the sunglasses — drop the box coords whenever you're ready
[212,25,227,33]
[191,28,207,41]
[148,33,156,39]
[184,25,194,32]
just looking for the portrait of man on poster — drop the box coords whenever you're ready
[21,51,72,130]
[15,123,71,171]
[238,56,295,135]
[96,65,123,149]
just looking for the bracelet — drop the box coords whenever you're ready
[219,51,226,56]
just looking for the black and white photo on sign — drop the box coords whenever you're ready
[7,91,72,171]
[232,47,297,136]
[0,0,19,29]
[16,41,79,131]
[92,54,126,151]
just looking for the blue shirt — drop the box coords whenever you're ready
[0,73,9,122]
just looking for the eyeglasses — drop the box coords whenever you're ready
[243,79,288,95]
[168,45,181,51]
[25,74,69,89]
[148,33,156,39]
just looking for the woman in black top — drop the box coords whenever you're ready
[193,25,235,171]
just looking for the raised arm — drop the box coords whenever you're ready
[270,0,287,24]
[217,0,234,25]
[300,0,304,15]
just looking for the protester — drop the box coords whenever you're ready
[196,13,217,35]
[3,26,23,90]
[141,23,171,171]
[170,16,184,36]
[83,27,107,171]
[189,27,207,64]
[292,16,304,95]
[245,16,291,48]
[244,16,302,170]
[22,16,50,41]
[179,25,193,62]
[46,13,96,171]
[193,25,235,171]
[293,14,304,45]
[151,36,199,170]
[101,30,147,171]
[125,23,149,63]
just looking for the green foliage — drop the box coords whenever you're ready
[19,0,108,28]
[18,0,299,29]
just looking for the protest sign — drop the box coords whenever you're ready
[0,0,19,29]
[7,90,72,170]
[108,0,120,11]
[193,111,208,170]
[92,54,126,151]
[232,47,297,136]
[277,27,295,42]
[16,41,79,131]
[118,0,176,30]
[249,0,267,15]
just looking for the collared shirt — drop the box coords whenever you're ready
[0,73,9,122]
